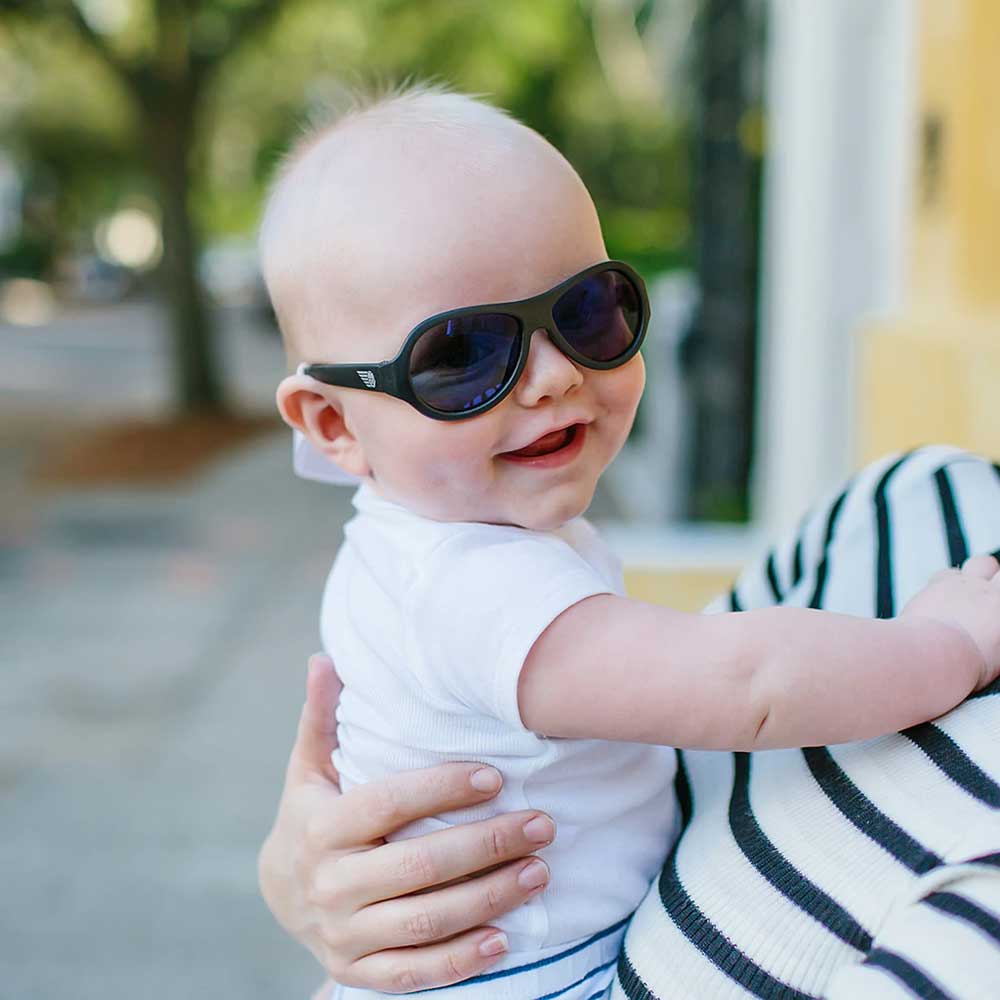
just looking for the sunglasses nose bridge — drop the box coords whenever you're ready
[523,323,580,377]
[524,325,566,372]
[520,300,559,349]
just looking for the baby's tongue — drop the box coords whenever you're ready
[507,427,572,458]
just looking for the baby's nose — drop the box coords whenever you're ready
[515,328,584,405]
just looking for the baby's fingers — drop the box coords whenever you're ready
[343,926,512,993]
[961,554,1000,579]
[351,855,548,951]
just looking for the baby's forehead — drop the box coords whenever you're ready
[309,115,563,224]
[266,100,604,362]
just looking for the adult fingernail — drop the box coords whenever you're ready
[470,766,502,793]
[518,859,549,890]
[522,815,554,843]
[478,932,508,957]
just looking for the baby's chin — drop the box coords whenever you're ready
[406,494,590,532]
[378,472,597,531]
[493,486,596,532]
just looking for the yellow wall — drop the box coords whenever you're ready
[859,0,1000,461]
[624,567,738,612]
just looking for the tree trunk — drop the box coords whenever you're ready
[144,91,224,414]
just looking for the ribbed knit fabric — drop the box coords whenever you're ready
[611,445,1000,1000]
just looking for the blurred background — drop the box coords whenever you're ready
[2,1,998,996]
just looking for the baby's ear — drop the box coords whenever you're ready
[275,374,371,478]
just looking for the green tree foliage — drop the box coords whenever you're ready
[0,0,692,412]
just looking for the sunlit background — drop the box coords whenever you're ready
[2,1,998,996]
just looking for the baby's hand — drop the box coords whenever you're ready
[901,554,1000,690]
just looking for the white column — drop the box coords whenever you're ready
[753,0,917,537]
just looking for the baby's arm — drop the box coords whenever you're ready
[519,555,1000,750]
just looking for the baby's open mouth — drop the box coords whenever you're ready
[504,424,579,459]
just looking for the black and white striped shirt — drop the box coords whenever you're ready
[611,445,1000,999]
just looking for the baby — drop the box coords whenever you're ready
[259,84,1000,1000]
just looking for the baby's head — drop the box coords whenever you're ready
[261,83,645,531]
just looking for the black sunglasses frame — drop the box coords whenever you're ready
[302,259,650,421]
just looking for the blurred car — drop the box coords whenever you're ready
[199,237,277,330]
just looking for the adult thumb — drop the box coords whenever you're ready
[289,653,342,785]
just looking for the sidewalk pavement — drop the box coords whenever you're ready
[1,430,355,999]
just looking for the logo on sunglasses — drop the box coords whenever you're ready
[356,370,377,389]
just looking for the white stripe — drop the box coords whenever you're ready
[613,887,758,999]
[330,924,623,1000]
[671,763,852,998]
[824,960,918,999]
[873,886,1000,996]
[933,698,1000,793]
[949,873,1000,931]
[778,499,837,608]
[947,456,1000,556]
[829,736,994,853]
[746,747,912,935]
[884,463,952,606]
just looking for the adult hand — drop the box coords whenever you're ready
[258,654,555,993]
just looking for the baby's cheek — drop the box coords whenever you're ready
[606,371,644,441]
[608,355,645,411]
[412,451,489,515]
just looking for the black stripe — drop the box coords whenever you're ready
[654,758,816,1000]
[674,751,693,828]
[533,956,617,1000]
[874,454,911,619]
[970,851,1000,867]
[808,488,850,610]
[792,536,804,586]
[865,949,954,999]
[900,721,1000,807]
[933,467,969,566]
[437,918,629,990]
[765,552,784,602]
[969,677,1000,700]
[924,891,1000,945]
[803,747,942,874]
[616,950,658,1000]
[729,588,743,612]
[656,849,815,999]
[988,464,1000,558]
[636,749,689,992]
[618,754,692,1000]
[728,754,873,950]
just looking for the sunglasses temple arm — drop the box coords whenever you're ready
[302,362,399,395]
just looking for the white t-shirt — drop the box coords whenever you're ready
[323,485,679,953]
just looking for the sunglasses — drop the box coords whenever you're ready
[302,260,649,421]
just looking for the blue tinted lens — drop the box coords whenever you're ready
[551,269,640,362]
[409,313,521,413]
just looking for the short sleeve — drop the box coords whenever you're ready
[404,526,614,730]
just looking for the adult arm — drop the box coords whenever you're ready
[258,654,555,993]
